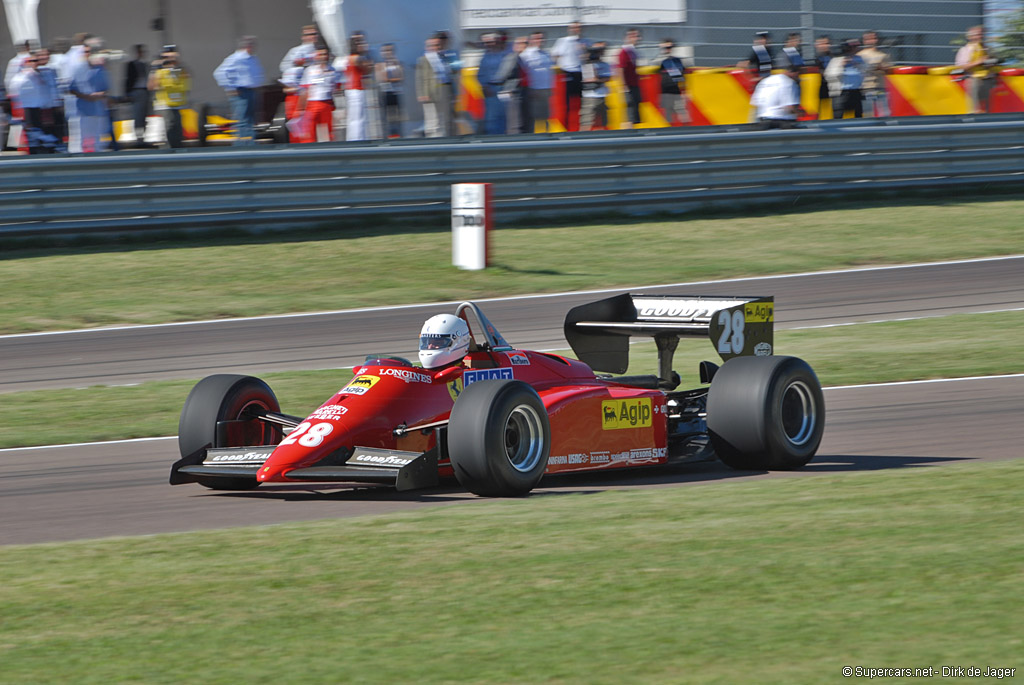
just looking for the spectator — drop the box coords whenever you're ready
[477,32,507,135]
[812,35,832,119]
[280,54,307,125]
[825,39,865,119]
[11,50,60,153]
[739,31,774,84]
[521,30,553,133]
[955,25,997,114]
[297,44,338,143]
[497,35,530,134]
[5,40,31,91]
[68,39,111,153]
[551,21,586,130]
[778,32,805,70]
[38,45,66,151]
[751,63,803,129]
[617,28,642,128]
[656,38,688,125]
[279,25,318,77]
[345,34,371,141]
[580,41,610,131]
[124,44,150,145]
[213,36,265,145]
[416,35,453,137]
[375,43,403,138]
[148,46,190,148]
[858,31,891,117]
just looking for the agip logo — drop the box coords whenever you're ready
[601,398,653,430]
[341,375,380,395]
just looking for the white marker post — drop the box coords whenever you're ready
[451,183,491,270]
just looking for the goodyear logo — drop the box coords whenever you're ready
[341,374,380,395]
[448,367,514,402]
[744,301,774,323]
[601,398,652,430]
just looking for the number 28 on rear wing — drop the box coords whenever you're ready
[563,293,774,382]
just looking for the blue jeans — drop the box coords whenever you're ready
[484,95,506,135]
[230,87,258,145]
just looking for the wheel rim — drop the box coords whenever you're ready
[234,399,276,446]
[780,380,817,447]
[503,404,545,473]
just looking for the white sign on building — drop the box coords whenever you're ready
[462,1,686,30]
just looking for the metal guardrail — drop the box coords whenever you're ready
[1,115,1023,237]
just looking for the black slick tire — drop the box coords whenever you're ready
[706,356,825,470]
[178,374,281,489]
[447,379,550,497]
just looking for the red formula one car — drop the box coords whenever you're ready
[170,294,825,497]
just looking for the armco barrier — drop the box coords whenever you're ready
[1,116,1023,237]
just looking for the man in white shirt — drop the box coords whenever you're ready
[751,64,803,129]
[279,26,318,78]
[297,46,338,143]
[550,21,586,130]
[5,40,31,91]
[521,31,553,132]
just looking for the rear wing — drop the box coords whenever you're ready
[564,293,774,379]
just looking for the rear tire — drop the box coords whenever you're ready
[178,374,281,489]
[706,356,824,470]
[447,379,550,496]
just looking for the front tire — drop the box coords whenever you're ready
[706,356,825,470]
[178,374,282,489]
[447,379,550,496]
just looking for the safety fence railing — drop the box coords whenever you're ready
[1,115,1022,237]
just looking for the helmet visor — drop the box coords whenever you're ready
[420,333,455,351]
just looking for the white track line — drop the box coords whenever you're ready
[3,374,1022,454]
[789,306,1024,330]
[2,254,1022,340]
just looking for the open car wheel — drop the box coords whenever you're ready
[706,356,825,471]
[178,374,282,490]
[447,379,550,497]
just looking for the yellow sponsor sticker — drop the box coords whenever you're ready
[601,398,653,430]
[744,301,774,323]
[341,375,380,395]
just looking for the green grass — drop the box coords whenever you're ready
[1,311,1020,449]
[2,196,1023,333]
[1,459,1021,683]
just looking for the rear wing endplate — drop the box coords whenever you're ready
[564,293,774,377]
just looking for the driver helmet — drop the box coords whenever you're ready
[419,314,471,369]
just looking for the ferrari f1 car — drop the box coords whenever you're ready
[170,294,825,497]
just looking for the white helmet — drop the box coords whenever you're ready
[419,314,471,369]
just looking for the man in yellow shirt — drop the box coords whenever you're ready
[955,25,997,114]
[148,47,191,147]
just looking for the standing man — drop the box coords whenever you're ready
[148,46,190,148]
[739,31,774,84]
[298,45,339,143]
[858,31,891,117]
[214,36,265,145]
[11,50,59,153]
[279,25,318,78]
[617,28,642,128]
[497,35,530,134]
[551,21,586,131]
[825,39,865,119]
[955,25,996,114]
[521,31,553,132]
[124,44,151,144]
[751,63,803,129]
[345,35,372,141]
[580,41,611,131]
[812,35,832,119]
[657,38,688,125]
[778,32,805,70]
[68,39,112,153]
[416,35,453,137]
[5,40,31,91]
[375,43,404,138]
[477,33,507,135]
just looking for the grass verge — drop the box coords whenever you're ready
[2,196,1023,333]
[2,459,1021,683]
[0,311,1021,449]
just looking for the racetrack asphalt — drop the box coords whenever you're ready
[1,256,1022,545]
[2,255,1023,393]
